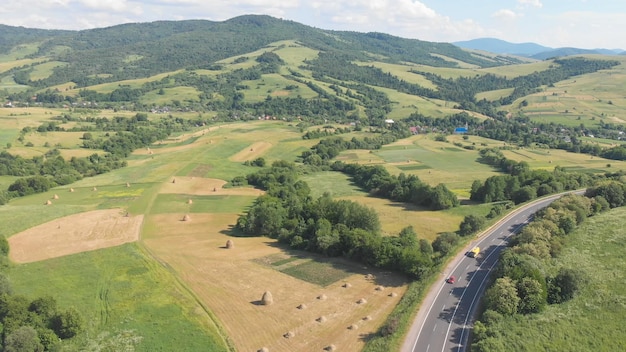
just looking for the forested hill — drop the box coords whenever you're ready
[0,24,70,54]
[3,15,519,87]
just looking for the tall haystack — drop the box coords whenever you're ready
[92,186,97,191]
[53,194,59,199]
[375,285,385,291]
[296,304,306,310]
[126,182,130,188]
[389,292,398,297]
[316,316,326,323]
[149,150,154,155]
[182,214,191,222]
[261,291,273,305]
[172,178,176,183]
[213,187,217,192]
[342,283,352,288]
[363,316,372,321]
[365,273,374,280]
[187,199,193,205]
[348,324,358,330]
[317,294,327,301]
[357,298,367,304]
[69,188,74,192]
[283,331,295,339]
[324,345,336,351]
[45,200,52,205]
[258,348,269,352]
[225,239,234,249]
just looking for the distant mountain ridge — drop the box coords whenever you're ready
[454,38,625,59]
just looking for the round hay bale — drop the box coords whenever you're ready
[226,239,234,249]
[250,148,254,151]
[365,273,374,280]
[389,292,398,297]
[283,331,295,339]
[45,200,52,205]
[149,150,154,155]
[363,316,372,321]
[375,285,385,291]
[182,214,191,222]
[316,316,326,323]
[348,324,358,330]
[258,348,269,352]
[69,188,74,192]
[213,187,217,192]
[357,298,367,304]
[172,178,176,183]
[92,187,97,191]
[126,182,130,188]
[261,291,273,305]
[296,303,306,310]
[53,194,59,200]
[317,294,327,301]
[342,283,352,288]
[187,199,193,204]
[324,345,336,351]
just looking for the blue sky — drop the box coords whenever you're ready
[1,0,624,49]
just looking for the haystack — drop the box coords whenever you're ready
[149,150,154,155]
[316,316,326,323]
[126,182,130,188]
[172,178,176,183]
[258,348,269,352]
[389,292,398,297]
[53,194,59,200]
[357,298,367,304]
[317,294,327,301]
[45,200,52,205]
[225,239,234,249]
[365,273,374,280]
[324,345,336,351]
[261,291,273,305]
[182,214,191,222]
[375,285,385,291]
[296,304,306,310]
[283,331,295,339]
[363,316,372,321]
[92,187,97,191]
[69,188,74,192]
[348,324,358,330]
[342,283,352,288]
[187,199,193,205]
[213,187,217,192]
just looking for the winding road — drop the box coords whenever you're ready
[402,192,581,352]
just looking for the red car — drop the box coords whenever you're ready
[446,276,456,284]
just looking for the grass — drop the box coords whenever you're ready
[29,61,67,81]
[140,86,201,105]
[149,194,256,214]
[279,259,355,286]
[301,171,368,198]
[473,207,626,351]
[9,243,230,352]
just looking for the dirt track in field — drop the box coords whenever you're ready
[229,141,272,162]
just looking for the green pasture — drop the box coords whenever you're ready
[241,73,318,103]
[479,60,552,78]
[475,207,626,351]
[29,61,67,81]
[0,58,40,74]
[74,70,184,95]
[377,87,462,119]
[475,88,515,101]
[141,86,201,105]
[301,171,368,198]
[9,244,229,352]
[273,40,320,67]
[0,43,41,62]
[358,61,437,89]
[149,194,256,214]
[0,75,28,91]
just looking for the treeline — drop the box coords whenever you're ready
[330,162,459,210]
[235,161,438,279]
[0,237,84,351]
[472,183,626,351]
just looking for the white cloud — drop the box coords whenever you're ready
[518,0,542,8]
[492,9,519,20]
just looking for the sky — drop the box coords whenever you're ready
[1,0,625,50]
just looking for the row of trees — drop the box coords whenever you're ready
[472,185,626,351]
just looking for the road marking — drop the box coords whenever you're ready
[433,324,437,332]
[426,344,430,352]
[465,264,470,270]
[442,304,445,311]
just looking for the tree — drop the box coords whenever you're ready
[484,277,520,315]
[548,268,586,304]
[51,308,83,339]
[4,326,43,352]
[516,277,547,314]
[458,215,485,236]
[432,232,460,256]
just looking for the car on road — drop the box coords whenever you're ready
[446,276,456,284]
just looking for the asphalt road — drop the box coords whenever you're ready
[402,193,578,352]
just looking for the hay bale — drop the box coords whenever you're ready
[45,200,52,205]
[92,187,97,191]
[126,182,130,188]
[53,194,59,200]
[389,292,398,297]
[296,304,306,310]
[342,283,352,288]
[317,294,327,301]
[348,324,358,330]
[172,178,176,183]
[283,331,295,339]
[316,316,326,323]
[69,188,74,192]
[213,187,217,192]
[261,291,273,305]
[149,150,153,155]
[365,273,374,280]
[226,239,234,249]
[187,199,193,204]
[258,348,269,352]
[357,298,367,304]
[324,345,336,351]
[363,316,372,321]
[182,214,191,222]
[375,285,385,291]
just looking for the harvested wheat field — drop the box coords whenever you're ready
[159,176,264,196]
[229,141,273,162]
[9,209,143,263]
[142,213,407,352]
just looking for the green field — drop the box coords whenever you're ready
[475,207,626,351]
